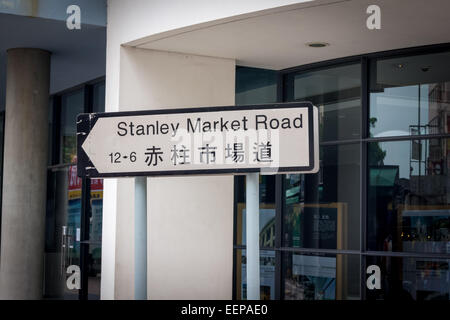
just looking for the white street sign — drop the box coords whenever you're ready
[77,103,319,177]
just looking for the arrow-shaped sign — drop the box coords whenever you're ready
[77,102,319,178]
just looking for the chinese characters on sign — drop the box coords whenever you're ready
[77,103,319,177]
[138,142,274,166]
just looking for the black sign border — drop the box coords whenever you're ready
[77,102,316,178]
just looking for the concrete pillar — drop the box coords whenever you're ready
[0,48,51,299]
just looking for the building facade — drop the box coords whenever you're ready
[0,0,107,299]
[0,0,449,300]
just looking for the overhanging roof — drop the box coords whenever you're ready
[124,0,450,70]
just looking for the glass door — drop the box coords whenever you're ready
[86,178,103,299]
[44,83,104,300]
[44,165,103,299]
[44,165,82,299]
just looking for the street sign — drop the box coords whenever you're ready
[77,102,319,178]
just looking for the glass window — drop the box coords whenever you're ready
[283,252,360,300]
[366,255,450,300]
[234,67,278,300]
[286,63,361,141]
[235,67,278,105]
[234,66,278,247]
[235,49,450,301]
[45,81,105,300]
[48,98,54,165]
[60,89,84,164]
[283,144,360,250]
[93,82,105,113]
[0,112,4,245]
[235,249,276,300]
[236,175,276,248]
[44,165,104,300]
[369,50,450,137]
[44,166,81,299]
[88,178,103,299]
[368,139,450,254]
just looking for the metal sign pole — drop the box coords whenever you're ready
[246,172,260,300]
[134,176,147,299]
[76,103,319,301]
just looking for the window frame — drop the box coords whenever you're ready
[233,43,450,301]
[46,76,105,300]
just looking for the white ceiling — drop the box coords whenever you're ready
[128,0,450,70]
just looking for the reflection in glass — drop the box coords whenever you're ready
[368,139,450,254]
[44,166,81,299]
[93,82,105,113]
[88,83,105,299]
[61,90,84,163]
[0,112,4,230]
[235,66,278,105]
[236,175,276,247]
[286,63,361,141]
[48,98,53,165]
[283,252,360,300]
[370,50,450,137]
[87,244,101,299]
[366,256,450,300]
[283,144,360,250]
[88,178,103,299]
[90,179,103,243]
[235,249,276,300]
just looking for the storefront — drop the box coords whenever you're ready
[44,79,105,299]
[0,0,449,301]
[234,46,450,300]
[100,0,449,300]
[0,1,106,300]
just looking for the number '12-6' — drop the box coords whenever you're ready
[109,152,136,163]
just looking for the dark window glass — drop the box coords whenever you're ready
[44,166,81,299]
[283,252,360,300]
[235,66,278,247]
[368,139,450,254]
[235,66,278,105]
[283,144,360,250]
[60,89,84,164]
[93,82,105,113]
[369,50,450,137]
[286,63,361,141]
[87,83,105,299]
[90,179,103,243]
[0,112,4,246]
[366,255,450,300]
[45,81,105,300]
[48,98,53,165]
[235,249,276,300]
[236,175,276,247]
[88,178,103,299]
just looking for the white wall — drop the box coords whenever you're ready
[106,0,309,113]
[103,0,309,299]
[146,176,234,299]
[107,47,235,299]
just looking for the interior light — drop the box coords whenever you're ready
[306,42,329,48]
